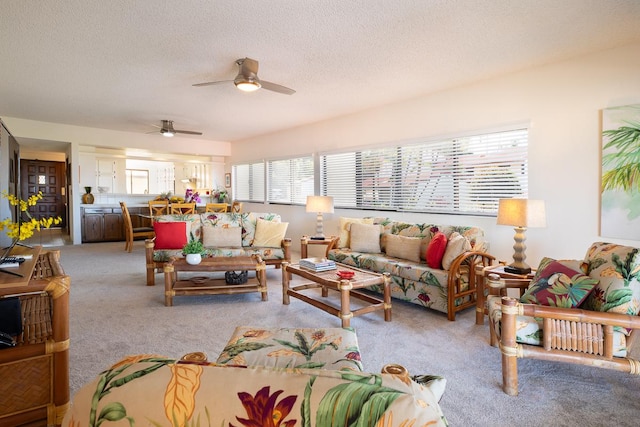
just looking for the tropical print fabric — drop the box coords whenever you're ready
[215,327,364,371]
[328,218,483,316]
[520,261,598,308]
[487,295,629,357]
[152,213,286,262]
[61,355,449,427]
[581,242,640,317]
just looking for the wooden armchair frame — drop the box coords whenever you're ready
[492,289,640,395]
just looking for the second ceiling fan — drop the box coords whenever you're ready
[193,57,296,95]
[155,120,202,137]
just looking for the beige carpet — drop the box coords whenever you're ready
[55,241,639,426]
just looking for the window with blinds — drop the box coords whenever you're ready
[232,162,265,202]
[320,128,528,215]
[267,156,314,204]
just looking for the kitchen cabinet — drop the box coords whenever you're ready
[81,206,150,242]
[81,207,124,242]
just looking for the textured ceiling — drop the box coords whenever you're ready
[1,0,640,146]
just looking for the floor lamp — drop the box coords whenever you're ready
[497,199,546,274]
[306,196,334,240]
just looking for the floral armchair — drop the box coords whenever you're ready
[487,242,640,395]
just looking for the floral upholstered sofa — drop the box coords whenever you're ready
[145,212,291,285]
[328,217,495,321]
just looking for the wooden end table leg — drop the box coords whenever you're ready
[257,262,268,301]
[339,280,353,327]
[382,272,392,322]
[164,263,175,307]
[282,262,290,305]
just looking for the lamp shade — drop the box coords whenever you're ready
[306,196,334,213]
[496,199,546,228]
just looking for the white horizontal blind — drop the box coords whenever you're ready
[267,156,314,204]
[232,162,265,202]
[320,129,528,214]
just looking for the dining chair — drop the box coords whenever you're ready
[148,199,169,217]
[231,201,243,213]
[120,202,155,252]
[205,203,228,213]
[170,202,196,214]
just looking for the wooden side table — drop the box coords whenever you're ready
[475,264,535,325]
[300,236,339,259]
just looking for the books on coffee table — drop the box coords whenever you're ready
[299,257,336,272]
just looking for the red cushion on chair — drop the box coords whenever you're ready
[426,232,447,269]
[153,222,187,250]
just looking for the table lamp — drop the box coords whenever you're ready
[306,196,334,240]
[497,198,546,274]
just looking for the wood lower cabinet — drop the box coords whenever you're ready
[81,207,125,242]
[81,206,150,242]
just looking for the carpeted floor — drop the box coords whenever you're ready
[55,240,639,426]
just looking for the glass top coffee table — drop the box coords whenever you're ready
[163,255,267,306]
[282,261,391,327]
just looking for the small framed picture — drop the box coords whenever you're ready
[225,173,231,188]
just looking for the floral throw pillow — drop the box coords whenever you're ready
[520,261,599,308]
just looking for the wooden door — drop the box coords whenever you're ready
[20,160,66,228]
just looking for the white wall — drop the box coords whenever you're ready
[232,42,640,265]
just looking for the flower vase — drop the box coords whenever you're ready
[82,187,94,204]
[185,254,202,265]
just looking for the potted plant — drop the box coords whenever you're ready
[182,232,205,265]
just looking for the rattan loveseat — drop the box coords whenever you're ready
[145,212,291,286]
[487,242,640,395]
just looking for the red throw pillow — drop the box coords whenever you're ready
[426,232,447,269]
[153,222,187,250]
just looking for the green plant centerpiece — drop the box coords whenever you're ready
[182,232,205,265]
[183,232,205,255]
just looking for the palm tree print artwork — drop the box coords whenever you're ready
[601,104,640,239]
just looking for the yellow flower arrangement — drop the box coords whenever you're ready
[0,191,62,241]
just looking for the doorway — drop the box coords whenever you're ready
[19,159,67,229]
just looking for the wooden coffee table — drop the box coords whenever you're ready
[282,262,391,327]
[164,255,267,306]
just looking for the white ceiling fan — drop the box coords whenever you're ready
[193,57,295,95]
[149,120,202,137]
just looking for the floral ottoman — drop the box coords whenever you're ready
[62,354,449,426]
[215,326,364,371]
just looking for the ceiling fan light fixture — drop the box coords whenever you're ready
[161,129,175,137]
[234,78,261,92]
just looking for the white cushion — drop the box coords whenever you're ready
[339,217,374,248]
[441,232,472,270]
[349,223,381,253]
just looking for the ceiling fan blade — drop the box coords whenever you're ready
[175,129,203,135]
[260,80,296,95]
[192,79,232,87]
